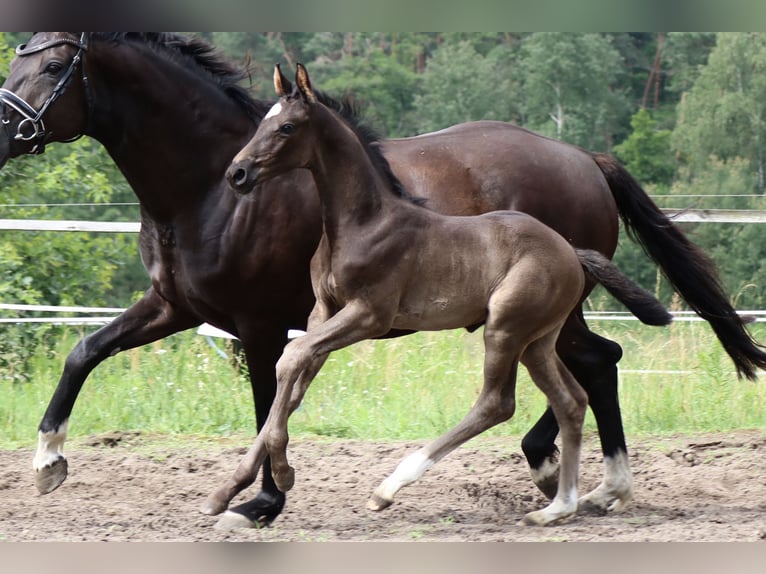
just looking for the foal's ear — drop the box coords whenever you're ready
[274,64,292,97]
[295,63,317,104]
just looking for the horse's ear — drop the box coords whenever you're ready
[295,63,317,104]
[274,64,292,96]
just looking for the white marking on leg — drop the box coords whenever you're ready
[33,419,68,471]
[578,450,633,512]
[264,102,283,120]
[529,456,559,491]
[375,450,434,503]
[522,485,578,526]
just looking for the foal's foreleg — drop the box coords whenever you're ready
[206,348,330,528]
[264,302,387,492]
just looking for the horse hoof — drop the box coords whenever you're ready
[519,508,575,527]
[578,493,631,515]
[366,493,393,511]
[275,467,295,492]
[529,455,560,500]
[214,510,261,530]
[35,457,68,494]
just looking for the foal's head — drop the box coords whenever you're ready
[227,64,318,193]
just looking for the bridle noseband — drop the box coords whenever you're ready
[0,32,90,154]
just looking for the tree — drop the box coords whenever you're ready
[673,33,766,193]
[412,40,519,133]
[613,108,675,187]
[516,33,630,150]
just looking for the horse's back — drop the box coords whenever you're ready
[381,120,618,258]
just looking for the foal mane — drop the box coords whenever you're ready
[90,32,273,122]
[314,90,426,206]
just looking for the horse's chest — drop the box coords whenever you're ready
[141,223,225,304]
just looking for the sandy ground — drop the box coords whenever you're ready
[0,429,764,542]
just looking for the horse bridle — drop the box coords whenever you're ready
[0,32,91,154]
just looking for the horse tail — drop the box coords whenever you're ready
[576,248,673,327]
[592,152,766,380]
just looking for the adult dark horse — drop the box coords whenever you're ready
[1,32,763,527]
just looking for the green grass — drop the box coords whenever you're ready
[1,321,765,449]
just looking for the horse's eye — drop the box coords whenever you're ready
[279,123,295,135]
[43,61,64,76]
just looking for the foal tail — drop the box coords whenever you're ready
[576,248,672,327]
[592,152,766,380]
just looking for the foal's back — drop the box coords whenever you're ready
[387,204,585,335]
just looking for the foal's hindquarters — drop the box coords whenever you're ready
[363,214,590,525]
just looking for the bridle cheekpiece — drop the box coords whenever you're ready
[0,32,90,154]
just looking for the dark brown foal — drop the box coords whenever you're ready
[212,64,671,526]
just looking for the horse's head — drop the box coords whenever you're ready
[227,63,317,194]
[0,32,90,167]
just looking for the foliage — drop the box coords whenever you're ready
[673,33,766,193]
[613,108,675,186]
[412,40,518,133]
[516,33,630,150]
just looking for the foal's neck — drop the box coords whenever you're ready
[310,107,393,241]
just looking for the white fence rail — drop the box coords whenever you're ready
[2,209,766,234]
[2,304,766,332]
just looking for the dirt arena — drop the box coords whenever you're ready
[0,429,764,542]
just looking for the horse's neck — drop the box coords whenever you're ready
[88,45,255,219]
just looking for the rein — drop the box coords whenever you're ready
[0,32,91,154]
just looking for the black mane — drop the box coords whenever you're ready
[314,90,426,206]
[89,32,273,122]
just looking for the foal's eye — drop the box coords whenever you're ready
[279,123,295,135]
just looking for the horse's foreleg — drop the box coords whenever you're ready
[209,349,329,530]
[34,288,199,494]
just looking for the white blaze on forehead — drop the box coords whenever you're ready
[264,102,283,120]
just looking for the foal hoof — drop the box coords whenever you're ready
[366,492,393,511]
[519,508,573,527]
[35,457,68,494]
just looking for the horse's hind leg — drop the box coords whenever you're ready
[368,326,522,511]
[520,333,588,526]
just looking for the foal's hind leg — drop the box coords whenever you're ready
[522,313,633,513]
[520,333,588,526]
[368,326,523,512]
